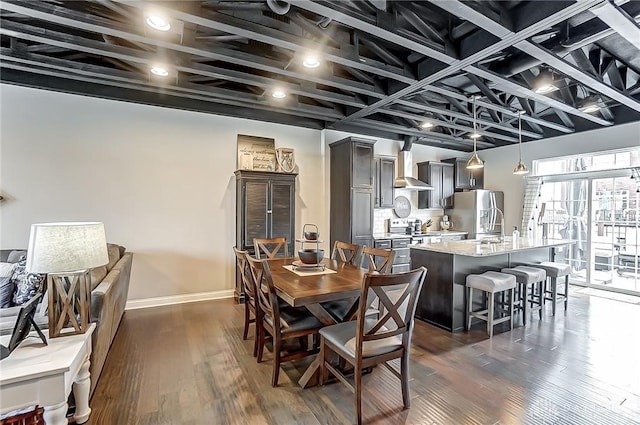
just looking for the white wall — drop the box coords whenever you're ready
[481,121,640,230]
[0,84,326,302]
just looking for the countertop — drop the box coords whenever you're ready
[372,231,468,240]
[411,238,574,257]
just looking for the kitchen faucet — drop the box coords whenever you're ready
[482,207,505,241]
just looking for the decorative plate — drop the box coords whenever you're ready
[393,195,411,218]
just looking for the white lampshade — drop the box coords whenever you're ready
[26,222,109,273]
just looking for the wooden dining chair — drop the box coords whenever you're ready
[321,241,363,322]
[360,245,395,273]
[318,267,427,425]
[233,246,260,357]
[331,241,362,265]
[253,237,289,259]
[245,255,323,387]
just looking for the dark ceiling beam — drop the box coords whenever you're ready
[358,37,407,69]
[514,40,640,114]
[379,108,517,143]
[298,0,601,124]
[0,22,365,110]
[570,49,602,81]
[0,3,384,98]
[395,3,445,44]
[420,85,570,134]
[109,0,416,85]
[0,56,343,122]
[431,0,616,125]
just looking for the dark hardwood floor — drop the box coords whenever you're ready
[87,288,640,425]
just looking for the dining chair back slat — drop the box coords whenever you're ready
[253,237,288,259]
[331,241,362,266]
[360,246,395,273]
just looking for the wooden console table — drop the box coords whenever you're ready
[0,323,96,424]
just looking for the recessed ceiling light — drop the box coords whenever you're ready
[302,54,320,69]
[272,89,287,99]
[534,84,558,94]
[359,57,367,63]
[146,15,171,31]
[150,66,169,77]
[420,122,434,129]
[469,132,481,139]
[580,103,600,113]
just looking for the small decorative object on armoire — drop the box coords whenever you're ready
[26,222,108,338]
[237,134,276,171]
[276,147,296,173]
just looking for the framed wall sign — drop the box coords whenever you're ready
[237,135,276,171]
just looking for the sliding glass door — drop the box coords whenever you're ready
[538,173,639,295]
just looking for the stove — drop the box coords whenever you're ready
[387,219,427,244]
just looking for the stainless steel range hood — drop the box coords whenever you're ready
[394,150,433,191]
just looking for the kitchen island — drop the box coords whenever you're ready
[410,238,574,332]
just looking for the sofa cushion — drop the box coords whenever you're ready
[11,256,46,306]
[90,266,108,291]
[106,244,121,272]
[1,262,17,308]
[7,250,26,263]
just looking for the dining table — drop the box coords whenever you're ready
[265,257,368,388]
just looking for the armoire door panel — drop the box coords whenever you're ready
[244,180,269,248]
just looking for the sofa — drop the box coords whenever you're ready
[0,243,132,396]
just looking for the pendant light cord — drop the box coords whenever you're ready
[518,112,522,161]
[472,97,477,153]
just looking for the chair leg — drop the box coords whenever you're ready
[467,287,473,330]
[243,303,250,340]
[401,351,410,409]
[509,288,514,331]
[520,283,527,326]
[564,275,569,312]
[319,336,326,386]
[487,293,494,338]
[257,326,265,363]
[355,365,363,425]
[272,335,281,387]
[551,277,558,316]
[538,281,544,319]
[252,317,260,358]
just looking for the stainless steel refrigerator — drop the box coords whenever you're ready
[445,190,505,239]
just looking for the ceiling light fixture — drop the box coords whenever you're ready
[579,101,600,114]
[150,66,169,77]
[420,121,434,129]
[534,69,558,94]
[467,96,484,170]
[272,89,287,99]
[145,14,171,32]
[513,111,529,175]
[302,54,320,69]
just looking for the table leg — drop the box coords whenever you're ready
[73,357,92,424]
[43,401,68,425]
[299,356,322,388]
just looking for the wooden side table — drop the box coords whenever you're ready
[0,323,96,425]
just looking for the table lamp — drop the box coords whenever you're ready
[26,222,108,338]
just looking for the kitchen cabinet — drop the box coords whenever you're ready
[374,237,411,273]
[235,170,296,301]
[417,161,454,209]
[444,158,484,191]
[330,137,375,249]
[374,156,395,208]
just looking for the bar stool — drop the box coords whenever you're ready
[466,271,517,338]
[500,266,546,325]
[531,261,571,316]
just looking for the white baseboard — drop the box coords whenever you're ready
[125,289,235,310]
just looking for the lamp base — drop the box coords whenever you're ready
[47,270,91,338]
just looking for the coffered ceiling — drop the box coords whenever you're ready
[2,1,640,151]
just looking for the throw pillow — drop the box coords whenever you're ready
[0,262,17,308]
[11,255,46,306]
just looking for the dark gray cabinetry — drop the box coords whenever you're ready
[235,170,296,301]
[374,156,395,208]
[445,158,484,191]
[374,238,411,272]
[330,137,375,250]
[417,161,454,209]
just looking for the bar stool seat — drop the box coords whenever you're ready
[529,261,570,316]
[466,271,516,338]
[501,266,546,325]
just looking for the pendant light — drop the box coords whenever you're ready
[513,111,529,175]
[466,96,484,170]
